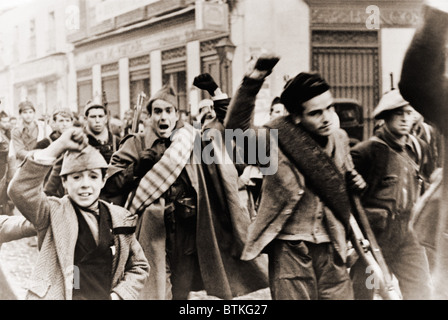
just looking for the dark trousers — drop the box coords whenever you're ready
[268,240,354,300]
[165,213,202,300]
[350,231,432,300]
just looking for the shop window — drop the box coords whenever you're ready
[201,56,220,98]
[162,47,187,113]
[45,80,57,114]
[102,77,120,118]
[129,55,151,110]
[130,78,150,110]
[162,65,187,113]
[77,80,92,114]
[311,30,380,138]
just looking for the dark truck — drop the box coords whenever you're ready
[334,98,364,147]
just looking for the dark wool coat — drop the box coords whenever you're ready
[104,127,268,300]
[399,5,448,293]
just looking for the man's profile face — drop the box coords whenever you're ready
[150,99,179,139]
[86,108,107,135]
[299,90,336,137]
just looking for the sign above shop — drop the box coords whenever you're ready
[96,0,159,22]
[195,0,229,32]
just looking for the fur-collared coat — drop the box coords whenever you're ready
[224,77,350,263]
[7,156,149,300]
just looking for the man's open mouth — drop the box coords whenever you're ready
[159,124,169,130]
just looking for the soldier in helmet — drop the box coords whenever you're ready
[7,127,149,300]
[349,89,433,300]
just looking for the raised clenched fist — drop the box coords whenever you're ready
[193,73,219,96]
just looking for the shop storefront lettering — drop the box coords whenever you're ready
[84,40,143,65]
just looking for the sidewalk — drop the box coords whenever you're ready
[0,235,270,300]
[0,236,38,300]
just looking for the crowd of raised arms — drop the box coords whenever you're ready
[0,0,447,301]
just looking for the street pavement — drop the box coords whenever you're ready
[0,234,270,300]
[0,236,38,300]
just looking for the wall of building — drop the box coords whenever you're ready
[0,0,426,127]
[71,5,227,119]
[380,28,416,95]
[0,0,77,117]
[230,0,310,125]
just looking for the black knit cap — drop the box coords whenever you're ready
[280,72,330,114]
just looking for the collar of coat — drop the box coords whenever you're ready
[265,115,352,231]
[142,119,185,149]
[62,196,137,231]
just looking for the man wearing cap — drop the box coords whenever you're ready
[103,83,269,300]
[83,98,118,164]
[10,101,46,162]
[349,89,433,300]
[224,55,366,300]
[7,127,149,300]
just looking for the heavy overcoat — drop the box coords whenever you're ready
[7,156,149,300]
[105,128,268,300]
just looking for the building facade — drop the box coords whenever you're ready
[0,0,78,118]
[68,0,232,120]
[1,0,425,138]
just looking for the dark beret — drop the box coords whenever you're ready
[280,72,330,114]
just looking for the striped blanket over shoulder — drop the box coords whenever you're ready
[126,123,199,214]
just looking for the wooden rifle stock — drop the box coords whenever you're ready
[131,92,147,133]
[349,194,402,300]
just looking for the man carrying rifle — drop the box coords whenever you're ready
[225,54,366,300]
[350,89,433,300]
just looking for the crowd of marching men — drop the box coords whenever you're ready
[0,0,447,301]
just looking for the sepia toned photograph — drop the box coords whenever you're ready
[0,0,447,307]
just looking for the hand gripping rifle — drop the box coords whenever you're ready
[349,194,402,300]
[131,92,147,133]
